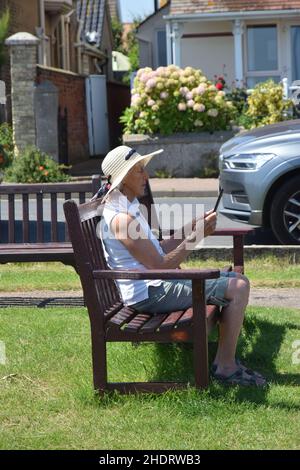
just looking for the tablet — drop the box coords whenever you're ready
[213,188,224,212]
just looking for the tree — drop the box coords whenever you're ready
[122,19,140,85]
[111,17,124,53]
[0,9,10,69]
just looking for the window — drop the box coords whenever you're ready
[291,26,300,81]
[246,25,280,87]
[247,76,280,88]
[156,30,167,67]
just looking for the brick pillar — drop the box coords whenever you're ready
[5,32,40,155]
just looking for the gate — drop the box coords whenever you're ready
[58,106,68,164]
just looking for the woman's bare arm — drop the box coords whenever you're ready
[159,210,214,254]
[111,212,216,269]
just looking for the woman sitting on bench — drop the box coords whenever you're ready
[96,145,267,387]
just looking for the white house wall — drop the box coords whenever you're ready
[179,17,300,87]
[138,5,170,69]
[180,21,235,85]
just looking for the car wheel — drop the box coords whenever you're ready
[270,176,300,244]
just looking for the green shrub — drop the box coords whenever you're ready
[245,80,292,128]
[0,8,9,67]
[4,147,70,183]
[121,65,236,135]
[225,87,248,115]
[0,123,14,171]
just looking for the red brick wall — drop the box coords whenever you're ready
[36,66,89,164]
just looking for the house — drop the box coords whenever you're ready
[0,0,114,121]
[0,1,129,164]
[76,0,113,78]
[138,0,300,89]
[107,0,121,22]
[137,0,170,69]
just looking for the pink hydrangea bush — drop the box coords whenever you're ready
[121,65,235,135]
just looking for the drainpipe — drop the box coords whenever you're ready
[232,19,245,88]
[39,0,46,65]
[75,19,84,74]
[64,10,74,71]
[166,21,172,65]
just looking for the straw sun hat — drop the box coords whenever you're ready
[99,145,163,201]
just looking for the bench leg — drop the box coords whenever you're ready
[192,279,209,389]
[90,328,108,393]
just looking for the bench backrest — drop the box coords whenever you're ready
[0,176,102,243]
[63,180,161,315]
[64,195,120,315]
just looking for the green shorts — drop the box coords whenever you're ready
[132,271,237,314]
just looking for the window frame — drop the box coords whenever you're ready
[244,22,281,87]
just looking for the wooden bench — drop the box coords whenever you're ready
[63,182,253,394]
[0,176,102,267]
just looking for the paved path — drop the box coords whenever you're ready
[0,288,299,309]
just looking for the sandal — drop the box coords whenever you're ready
[212,366,268,387]
[211,359,265,380]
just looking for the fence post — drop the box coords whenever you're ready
[5,32,40,156]
[282,77,288,99]
[0,80,7,123]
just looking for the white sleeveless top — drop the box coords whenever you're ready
[100,189,164,306]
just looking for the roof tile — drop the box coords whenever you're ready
[170,0,300,15]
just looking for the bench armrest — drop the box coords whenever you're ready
[93,268,220,281]
[212,227,254,272]
[213,228,254,236]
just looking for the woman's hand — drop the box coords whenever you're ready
[191,210,217,237]
[204,211,217,237]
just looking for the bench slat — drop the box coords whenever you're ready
[36,193,43,243]
[108,306,137,327]
[8,194,15,243]
[139,313,169,333]
[123,313,152,333]
[22,194,29,242]
[104,302,124,322]
[176,307,193,327]
[51,193,58,242]
[79,192,86,204]
[82,218,112,311]
[64,193,71,241]
[159,311,185,331]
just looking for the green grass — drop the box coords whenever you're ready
[0,306,299,449]
[0,263,80,292]
[0,256,300,292]
[183,255,300,288]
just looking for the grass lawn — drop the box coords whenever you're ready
[0,305,299,450]
[0,255,300,292]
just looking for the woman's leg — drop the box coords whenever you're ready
[213,274,250,376]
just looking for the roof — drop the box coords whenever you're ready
[76,0,106,47]
[108,0,120,21]
[170,0,300,16]
[137,1,170,29]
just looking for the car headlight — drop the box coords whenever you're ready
[222,153,276,170]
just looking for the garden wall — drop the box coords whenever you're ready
[37,66,89,164]
[123,131,234,177]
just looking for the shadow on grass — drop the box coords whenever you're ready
[146,315,300,409]
[87,314,300,412]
